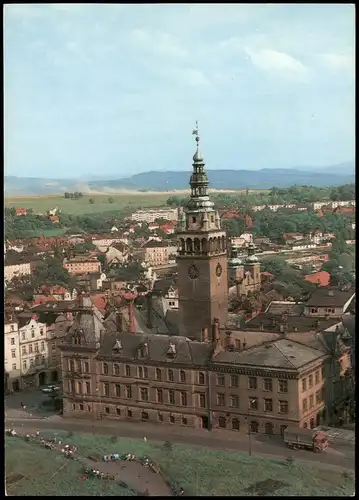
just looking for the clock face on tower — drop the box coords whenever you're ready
[216,263,222,277]
[188,264,199,279]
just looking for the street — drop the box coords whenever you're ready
[6,413,354,472]
[5,389,355,472]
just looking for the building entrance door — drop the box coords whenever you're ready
[201,416,209,429]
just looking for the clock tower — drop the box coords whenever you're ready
[177,123,228,341]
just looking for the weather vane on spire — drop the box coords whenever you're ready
[192,120,200,147]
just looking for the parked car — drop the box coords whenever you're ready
[42,385,60,394]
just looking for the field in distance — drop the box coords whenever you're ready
[5,189,265,215]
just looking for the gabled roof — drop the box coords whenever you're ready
[99,331,212,367]
[306,288,355,307]
[66,307,104,344]
[212,338,326,370]
[342,314,355,337]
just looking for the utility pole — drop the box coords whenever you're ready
[92,387,99,436]
[247,398,256,456]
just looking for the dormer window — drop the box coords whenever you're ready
[167,343,177,357]
[113,340,122,351]
[139,342,148,358]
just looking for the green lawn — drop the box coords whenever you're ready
[4,193,172,216]
[5,437,136,496]
[19,228,69,238]
[5,432,354,496]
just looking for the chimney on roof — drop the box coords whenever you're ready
[202,327,209,343]
[78,292,85,308]
[211,318,220,345]
[116,311,124,333]
[225,330,234,350]
[242,338,247,350]
[128,299,135,334]
[328,289,334,297]
[259,321,264,331]
[146,293,153,330]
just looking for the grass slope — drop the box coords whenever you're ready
[4,193,171,215]
[5,432,354,496]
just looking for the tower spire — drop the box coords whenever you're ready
[189,121,210,202]
[192,120,200,151]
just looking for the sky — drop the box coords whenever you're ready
[4,4,355,179]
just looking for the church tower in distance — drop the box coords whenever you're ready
[177,122,228,341]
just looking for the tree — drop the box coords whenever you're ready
[221,217,246,237]
[166,196,181,207]
[261,257,287,276]
[108,197,114,204]
[64,192,71,199]
[32,256,73,288]
[97,254,106,267]
[89,198,95,204]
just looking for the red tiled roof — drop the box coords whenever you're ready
[261,271,274,278]
[304,271,330,287]
[33,295,57,305]
[50,285,67,295]
[333,206,355,214]
[283,232,303,239]
[15,208,27,215]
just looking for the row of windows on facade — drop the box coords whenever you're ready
[68,381,293,414]
[11,353,57,371]
[225,376,289,392]
[302,369,324,391]
[69,381,192,406]
[20,356,46,370]
[10,328,45,342]
[69,402,281,435]
[218,394,289,414]
[310,307,336,314]
[16,341,53,356]
[69,361,310,392]
[70,360,192,383]
[71,403,189,425]
[303,389,324,411]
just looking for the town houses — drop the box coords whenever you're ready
[53,131,354,436]
[4,136,355,438]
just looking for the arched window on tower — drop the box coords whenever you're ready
[180,238,185,254]
[201,238,208,254]
[194,238,201,253]
[186,238,193,253]
[208,238,213,253]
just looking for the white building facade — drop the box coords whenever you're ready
[18,316,53,389]
[4,318,21,392]
[5,262,31,283]
[130,208,179,223]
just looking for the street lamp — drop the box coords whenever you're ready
[92,387,100,436]
[247,398,257,456]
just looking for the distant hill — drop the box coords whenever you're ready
[4,162,355,196]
